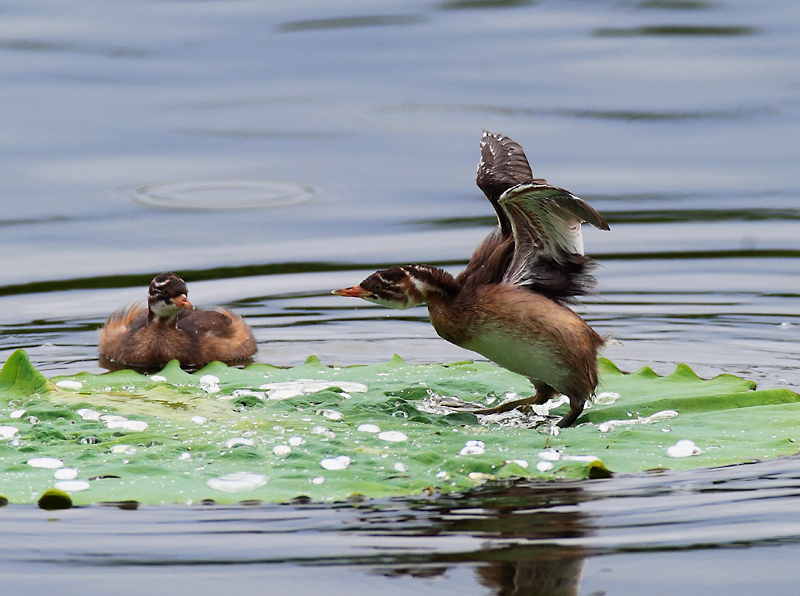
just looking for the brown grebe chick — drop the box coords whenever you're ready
[99,272,257,370]
[334,132,609,428]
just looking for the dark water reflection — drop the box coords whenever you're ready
[0,0,799,593]
[4,458,800,594]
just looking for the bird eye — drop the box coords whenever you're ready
[373,283,383,291]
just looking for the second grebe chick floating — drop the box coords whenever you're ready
[99,272,257,370]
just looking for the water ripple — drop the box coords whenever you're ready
[129,180,316,211]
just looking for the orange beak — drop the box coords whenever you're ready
[171,294,194,310]
[332,285,368,298]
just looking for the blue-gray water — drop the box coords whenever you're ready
[1,0,799,593]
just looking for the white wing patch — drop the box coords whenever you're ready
[498,183,608,286]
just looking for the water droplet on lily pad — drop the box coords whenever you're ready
[101,415,126,422]
[78,409,101,421]
[459,440,486,456]
[106,419,149,432]
[28,457,64,469]
[9,410,25,419]
[319,409,343,421]
[536,461,555,472]
[56,380,82,390]
[207,472,269,493]
[310,426,335,439]
[111,445,136,455]
[667,439,702,458]
[54,480,90,492]
[225,438,255,448]
[259,379,368,400]
[320,456,351,470]
[191,416,207,424]
[538,449,561,461]
[378,431,407,442]
[288,436,306,447]
[0,426,19,440]
[311,476,325,485]
[199,375,220,394]
[150,375,167,382]
[468,472,493,483]
[393,462,408,472]
[272,445,291,456]
[357,424,380,433]
[230,389,266,400]
[594,391,620,406]
[54,468,78,480]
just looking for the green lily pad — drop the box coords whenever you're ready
[0,349,797,505]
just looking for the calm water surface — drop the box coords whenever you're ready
[0,0,798,593]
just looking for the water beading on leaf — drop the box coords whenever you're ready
[0,349,797,505]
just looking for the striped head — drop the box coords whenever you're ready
[148,272,194,320]
[333,265,457,310]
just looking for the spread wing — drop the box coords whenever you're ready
[498,182,610,296]
[476,131,535,238]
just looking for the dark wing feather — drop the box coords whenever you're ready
[476,131,535,238]
[498,183,609,301]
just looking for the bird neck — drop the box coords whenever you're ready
[401,265,460,307]
[147,300,182,323]
[456,229,514,291]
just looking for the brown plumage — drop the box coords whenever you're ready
[98,272,257,370]
[334,131,609,427]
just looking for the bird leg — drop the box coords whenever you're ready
[451,383,585,427]
[462,383,557,416]
[555,395,587,428]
